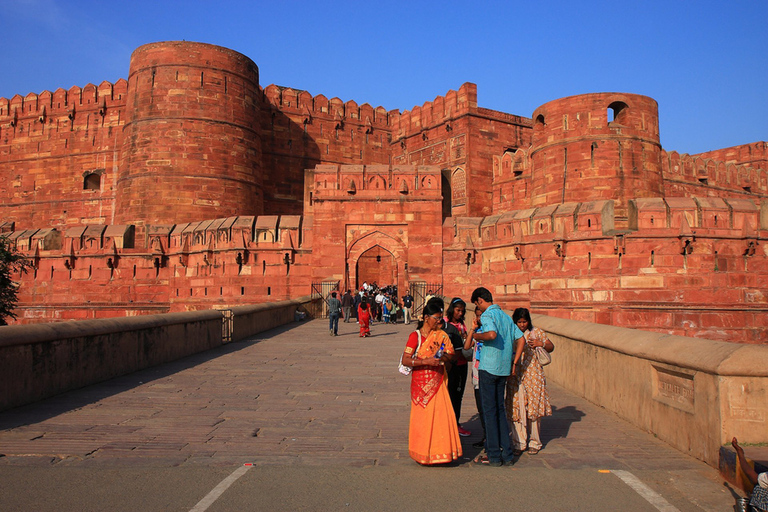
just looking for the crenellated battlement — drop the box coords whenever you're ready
[450,197,768,249]
[393,82,478,139]
[0,79,128,120]
[6,215,306,258]
[263,84,395,129]
[309,163,442,201]
[662,150,768,196]
[692,141,768,171]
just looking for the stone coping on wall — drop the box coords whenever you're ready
[0,310,224,346]
[0,295,317,347]
[532,313,768,377]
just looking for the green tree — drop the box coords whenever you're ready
[0,235,30,325]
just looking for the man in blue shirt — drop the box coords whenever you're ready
[469,287,525,466]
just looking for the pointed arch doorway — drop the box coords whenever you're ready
[355,245,397,290]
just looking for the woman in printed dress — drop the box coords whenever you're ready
[400,297,462,465]
[506,308,554,455]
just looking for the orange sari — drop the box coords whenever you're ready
[405,329,463,465]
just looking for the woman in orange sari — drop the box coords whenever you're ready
[400,297,463,465]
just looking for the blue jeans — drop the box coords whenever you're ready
[329,313,340,335]
[478,369,513,463]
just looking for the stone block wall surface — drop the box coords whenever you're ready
[0,297,317,411]
[535,313,768,467]
[1,40,766,344]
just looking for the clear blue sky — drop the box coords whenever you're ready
[2,0,766,155]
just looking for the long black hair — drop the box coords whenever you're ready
[416,297,445,330]
[512,307,533,329]
[446,297,466,323]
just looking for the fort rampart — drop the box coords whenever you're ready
[536,314,768,467]
[5,187,767,342]
[0,297,318,412]
[1,41,766,343]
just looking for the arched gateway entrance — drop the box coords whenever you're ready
[346,231,407,294]
[355,245,397,289]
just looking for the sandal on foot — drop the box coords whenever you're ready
[473,453,489,464]
[513,449,525,456]
[528,448,540,455]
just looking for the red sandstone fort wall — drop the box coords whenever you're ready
[390,83,532,217]
[0,80,128,228]
[116,42,264,228]
[8,215,310,323]
[442,197,768,344]
[693,141,768,171]
[261,85,395,215]
[529,93,663,227]
[2,41,767,344]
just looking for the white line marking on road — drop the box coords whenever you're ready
[189,464,253,512]
[612,470,681,512]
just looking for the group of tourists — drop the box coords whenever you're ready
[400,287,554,466]
[327,283,404,338]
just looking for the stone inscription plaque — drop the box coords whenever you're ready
[652,365,695,413]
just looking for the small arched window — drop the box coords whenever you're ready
[83,172,101,190]
[535,114,546,127]
[607,101,629,125]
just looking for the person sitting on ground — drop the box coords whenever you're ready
[733,437,768,512]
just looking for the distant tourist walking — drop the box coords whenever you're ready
[328,292,342,336]
[468,287,524,466]
[507,308,553,455]
[382,296,391,324]
[402,292,413,325]
[341,289,353,322]
[358,302,371,337]
[400,297,462,465]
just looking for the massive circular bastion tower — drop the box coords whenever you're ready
[115,42,264,226]
[530,93,663,221]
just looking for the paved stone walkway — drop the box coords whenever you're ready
[0,318,740,510]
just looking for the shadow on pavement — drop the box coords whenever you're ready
[0,322,299,430]
[540,405,585,447]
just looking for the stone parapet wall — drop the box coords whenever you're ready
[443,196,768,343]
[6,215,312,323]
[536,313,768,467]
[0,297,318,412]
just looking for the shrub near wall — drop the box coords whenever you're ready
[535,314,768,467]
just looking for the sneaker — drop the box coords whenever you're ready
[457,426,471,437]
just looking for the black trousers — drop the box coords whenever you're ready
[446,363,468,424]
